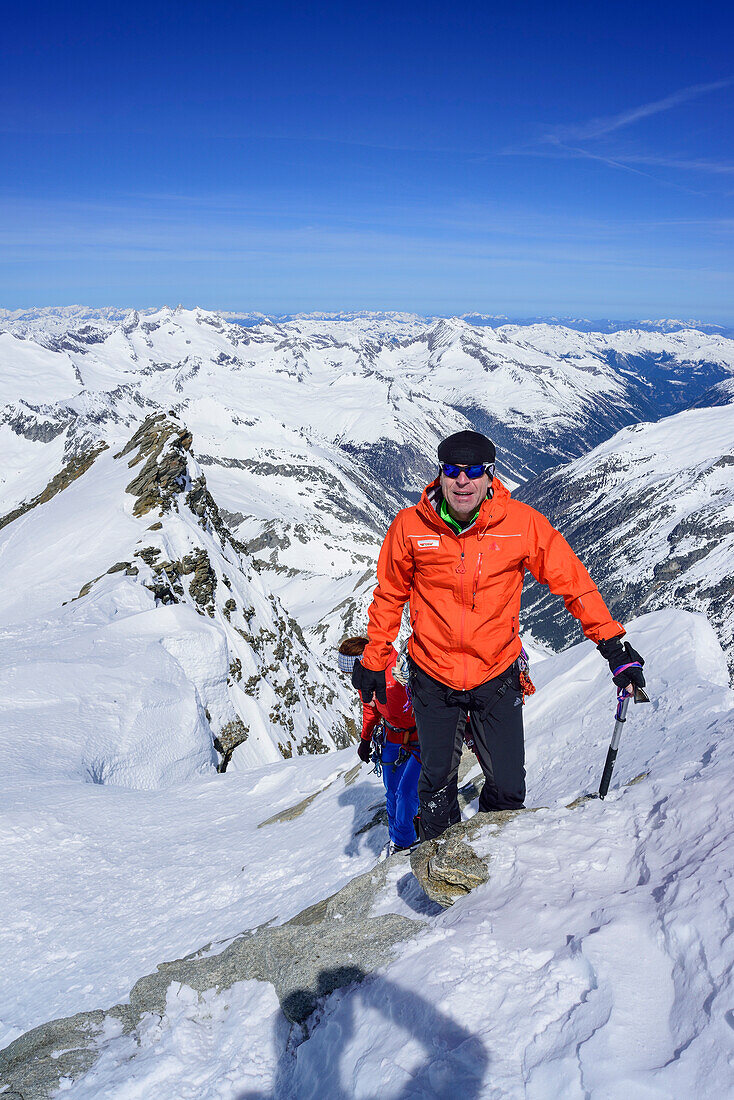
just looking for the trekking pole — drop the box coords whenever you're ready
[598,682,649,799]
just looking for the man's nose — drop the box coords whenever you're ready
[455,470,471,486]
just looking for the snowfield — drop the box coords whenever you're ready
[517,402,734,672]
[1,609,732,1097]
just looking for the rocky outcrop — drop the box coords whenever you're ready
[181,548,217,614]
[212,718,248,771]
[118,413,193,516]
[410,810,529,908]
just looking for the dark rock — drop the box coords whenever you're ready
[213,718,249,771]
[106,561,130,574]
[121,414,192,517]
[134,546,162,565]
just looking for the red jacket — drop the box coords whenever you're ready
[361,477,624,691]
[360,649,418,745]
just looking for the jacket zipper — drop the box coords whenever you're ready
[456,543,468,688]
[471,553,482,611]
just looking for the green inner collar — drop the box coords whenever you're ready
[439,497,479,534]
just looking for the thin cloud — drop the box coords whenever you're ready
[545,78,732,143]
[618,153,734,174]
[511,141,707,196]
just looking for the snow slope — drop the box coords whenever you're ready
[1,608,732,1097]
[517,402,734,672]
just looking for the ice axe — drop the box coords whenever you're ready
[598,682,650,799]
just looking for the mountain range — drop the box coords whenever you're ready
[2,307,732,682]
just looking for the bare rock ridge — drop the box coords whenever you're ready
[117,413,193,517]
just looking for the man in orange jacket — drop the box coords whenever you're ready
[352,430,646,840]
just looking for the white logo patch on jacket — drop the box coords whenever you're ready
[412,537,440,548]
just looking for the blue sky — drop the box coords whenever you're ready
[1,0,732,320]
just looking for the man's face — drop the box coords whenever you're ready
[439,465,490,521]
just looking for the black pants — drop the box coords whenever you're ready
[409,659,526,841]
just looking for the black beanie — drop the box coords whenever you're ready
[438,430,496,466]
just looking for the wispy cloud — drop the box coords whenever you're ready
[618,153,734,174]
[543,78,732,144]
[540,142,710,196]
[500,78,733,193]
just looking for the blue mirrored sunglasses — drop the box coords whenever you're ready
[440,462,494,480]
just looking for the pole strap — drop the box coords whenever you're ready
[612,661,642,676]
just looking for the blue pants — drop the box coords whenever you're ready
[381,741,421,848]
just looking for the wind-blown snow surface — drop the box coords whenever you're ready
[1,609,732,1096]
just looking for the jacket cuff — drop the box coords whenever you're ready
[594,622,626,644]
[360,647,392,672]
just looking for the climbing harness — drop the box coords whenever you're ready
[370,719,419,777]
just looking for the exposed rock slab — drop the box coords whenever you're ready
[410,809,528,909]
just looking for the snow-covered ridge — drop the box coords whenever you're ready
[0,410,355,773]
[2,303,732,337]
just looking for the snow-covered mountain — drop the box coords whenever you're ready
[2,306,734,1095]
[6,306,729,337]
[2,304,733,682]
[0,409,354,768]
[3,306,733,645]
[517,402,734,672]
[461,313,734,337]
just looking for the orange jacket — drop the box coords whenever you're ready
[361,477,624,690]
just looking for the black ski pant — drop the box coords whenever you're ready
[408,658,526,841]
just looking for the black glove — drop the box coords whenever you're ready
[351,659,387,705]
[598,638,646,691]
[357,739,372,763]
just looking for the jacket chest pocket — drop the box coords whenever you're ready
[477,536,523,576]
[412,542,456,584]
[470,540,524,612]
